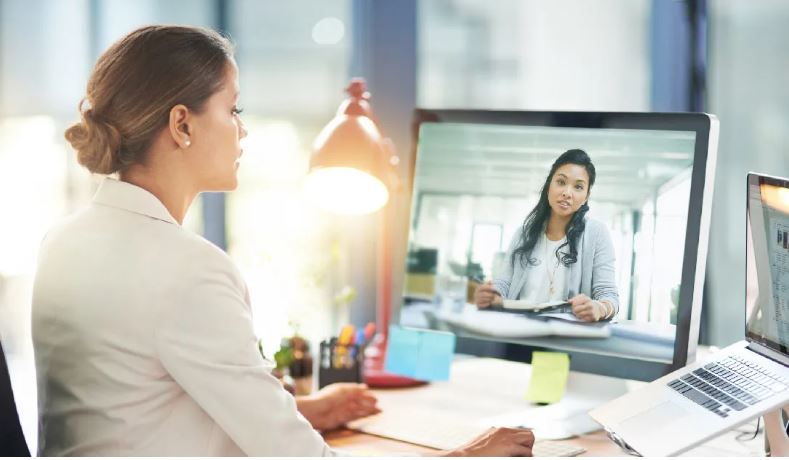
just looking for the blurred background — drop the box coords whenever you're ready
[1,0,788,448]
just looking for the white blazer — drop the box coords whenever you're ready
[31,178,334,456]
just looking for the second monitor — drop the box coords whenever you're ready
[399,110,718,382]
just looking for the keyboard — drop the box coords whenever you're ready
[349,412,586,457]
[667,354,788,418]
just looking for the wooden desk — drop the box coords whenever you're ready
[325,428,624,456]
[324,357,766,457]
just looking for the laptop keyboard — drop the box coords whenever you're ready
[667,355,788,418]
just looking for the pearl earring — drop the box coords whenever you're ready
[184,139,191,147]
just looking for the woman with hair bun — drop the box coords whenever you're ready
[474,149,619,322]
[33,25,374,457]
[31,25,534,456]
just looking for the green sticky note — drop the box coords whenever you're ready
[525,351,570,404]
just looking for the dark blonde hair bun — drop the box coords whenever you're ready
[65,102,123,175]
[65,25,234,175]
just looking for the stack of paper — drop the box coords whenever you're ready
[436,309,611,339]
[502,299,571,312]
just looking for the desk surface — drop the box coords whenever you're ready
[325,428,625,456]
[324,357,766,457]
[403,303,676,363]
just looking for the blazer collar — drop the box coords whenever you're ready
[92,177,179,225]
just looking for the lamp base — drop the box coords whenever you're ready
[362,333,426,388]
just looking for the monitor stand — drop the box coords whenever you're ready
[481,370,631,440]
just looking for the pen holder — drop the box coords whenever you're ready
[318,338,364,389]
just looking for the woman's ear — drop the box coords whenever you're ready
[168,104,192,149]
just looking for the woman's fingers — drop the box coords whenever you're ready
[572,299,607,321]
[507,427,535,446]
[572,302,596,321]
[568,293,591,306]
[476,293,490,304]
[453,427,535,456]
[475,282,500,308]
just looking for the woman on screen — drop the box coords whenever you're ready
[474,149,619,322]
[31,25,534,456]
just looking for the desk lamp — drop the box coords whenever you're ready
[306,78,422,387]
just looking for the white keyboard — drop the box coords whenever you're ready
[349,413,586,457]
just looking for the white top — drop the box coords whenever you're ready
[31,178,335,456]
[518,235,568,304]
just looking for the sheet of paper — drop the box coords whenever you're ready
[503,299,569,311]
[538,312,583,322]
[385,325,456,381]
[525,351,570,404]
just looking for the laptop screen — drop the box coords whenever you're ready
[746,173,789,355]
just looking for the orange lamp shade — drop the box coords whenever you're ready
[305,78,392,215]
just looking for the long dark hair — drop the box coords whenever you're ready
[511,149,596,268]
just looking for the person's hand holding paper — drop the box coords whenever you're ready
[569,294,610,322]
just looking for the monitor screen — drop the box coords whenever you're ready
[746,173,789,356]
[398,110,718,381]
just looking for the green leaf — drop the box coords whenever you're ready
[273,347,294,370]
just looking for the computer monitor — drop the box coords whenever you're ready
[746,172,789,359]
[397,110,719,382]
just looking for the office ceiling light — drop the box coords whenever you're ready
[312,17,345,45]
[306,78,392,215]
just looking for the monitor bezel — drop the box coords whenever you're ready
[398,109,719,382]
[746,172,789,357]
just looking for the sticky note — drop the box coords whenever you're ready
[385,325,455,381]
[383,325,421,377]
[525,351,570,404]
[414,329,455,381]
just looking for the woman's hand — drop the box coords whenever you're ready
[569,294,608,321]
[296,383,381,432]
[439,426,535,457]
[474,281,503,309]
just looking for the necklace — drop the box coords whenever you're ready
[544,235,561,296]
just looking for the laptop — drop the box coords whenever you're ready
[589,172,789,457]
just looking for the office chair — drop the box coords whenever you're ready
[0,339,31,456]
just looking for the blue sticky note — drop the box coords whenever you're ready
[385,325,455,381]
[384,325,420,376]
[414,329,455,380]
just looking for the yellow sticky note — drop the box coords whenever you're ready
[525,351,570,404]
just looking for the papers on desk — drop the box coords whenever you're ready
[502,299,571,312]
[496,300,589,323]
[436,308,611,339]
[537,312,588,323]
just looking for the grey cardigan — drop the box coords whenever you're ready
[493,217,620,314]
